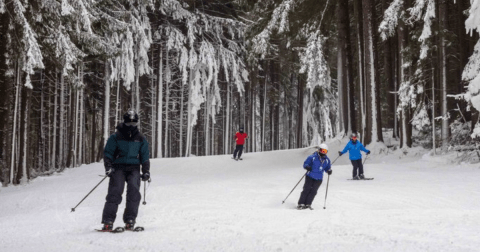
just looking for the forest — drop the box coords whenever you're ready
[1,0,480,186]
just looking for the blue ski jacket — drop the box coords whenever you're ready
[303,152,332,180]
[340,140,369,161]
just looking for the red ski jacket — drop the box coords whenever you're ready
[234,132,248,145]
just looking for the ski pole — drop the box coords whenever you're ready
[363,154,369,165]
[331,155,341,165]
[321,154,341,209]
[323,174,331,209]
[282,172,307,204]
[142,178,151,205]
[71,176,108,212]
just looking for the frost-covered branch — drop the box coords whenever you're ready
[379,0,404,41]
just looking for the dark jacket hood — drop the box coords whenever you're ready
[116,123,139,139]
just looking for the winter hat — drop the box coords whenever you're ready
[239,127,244,133]
[123,110,139,126]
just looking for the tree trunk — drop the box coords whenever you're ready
[337,0,349,135]
[164,49,170,158]
[362,0,382,144]
[397,10,412,148]
[354,0,366,141]
[66,85,75,168]
[78,86,84,166]
[91,100,97,163]
[52,69,58,169]
[345,0,356,134]
[10,63,20,184]
[59,72,65,170]
[151,47,156,158]
[157,44,163,158]
[297,74,304,148]
[38,72,45,172]
[439,0,449,150]
[179,75,185,157]
[225,72,230,154]
[262,70,267,151]
[19,83,31,184]
[185,68,194,157]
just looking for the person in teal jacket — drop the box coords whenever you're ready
[100,110,150,231]
[297,144,332,210]
[338,133,370,180]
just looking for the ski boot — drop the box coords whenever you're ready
[297,204,306,210]
[305,205,314,210]
[359,174,365,180]
[125,220,135,231]
[101,222,114,232]
[352,176,360,180]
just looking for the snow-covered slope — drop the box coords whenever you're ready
[1,144,479,252]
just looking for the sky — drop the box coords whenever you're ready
[1,139,479,252]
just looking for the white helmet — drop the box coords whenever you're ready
[319,143,328,151]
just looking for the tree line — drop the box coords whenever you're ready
[0,0,478,186]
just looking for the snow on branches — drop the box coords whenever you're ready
[463,0,480,139]
[0,0,4,13]
[299,31,330,91]
[251,0,297,58]
[379,0,404,41]
[157,0,248,125]
[12,0,45,88]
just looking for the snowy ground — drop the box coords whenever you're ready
[1,140,480,252]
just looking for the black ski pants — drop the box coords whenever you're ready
[102,169,141,224]
[233,144,244,158]
[351,159,364,178]
[298,175,323,206]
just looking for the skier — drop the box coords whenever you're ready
[100,110,150,231]
[338,133,370,180]
[297,144,332,210]
[233,126,248,160]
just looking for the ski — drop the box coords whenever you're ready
[296,206,314,210]
[125,226,145,232]
[95,227,125,233]
[348,178,374,180]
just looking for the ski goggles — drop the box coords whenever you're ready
[319,148,328,154]
[125,122,138,126]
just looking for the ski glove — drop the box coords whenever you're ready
[305,166,312,171]
[326,169,332,175]
[141,172,150,181]
[106,168,115,177]
[338,151,343,156]
[366,151,371,155]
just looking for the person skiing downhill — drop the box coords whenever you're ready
[100,110,150,231]
[297,144,332,210]
[338,133,370,180]
[233,127,248,160]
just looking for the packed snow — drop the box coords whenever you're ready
[1,140,480,252]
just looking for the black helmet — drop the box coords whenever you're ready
[123,110,139,126]
[239,126,244,133]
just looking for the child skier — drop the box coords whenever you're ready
[338,133,370,180]
[297,144,332,210]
